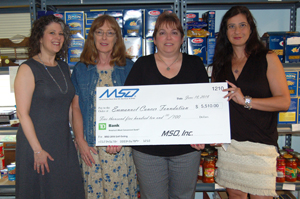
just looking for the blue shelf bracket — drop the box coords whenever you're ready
[290,4,296,32]
[29,0,37,27]
[41,0,46,12]
[174,0,180,18]
[285,134,292,148]
[180,0,187,53]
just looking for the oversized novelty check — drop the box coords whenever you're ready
[96,82,231,146]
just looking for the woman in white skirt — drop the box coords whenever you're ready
[211,5,290,199]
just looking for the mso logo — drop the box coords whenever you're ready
[99,89,139,98]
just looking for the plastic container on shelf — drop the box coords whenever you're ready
[0,169,8,179]
[7,164,15,181]
[202,157,215,183]
[276,157,285,183]
[285,158,297,182]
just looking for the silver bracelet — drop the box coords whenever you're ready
[244,96,252,110]
[34,150,41,154]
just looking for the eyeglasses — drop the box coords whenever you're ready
[94,30,116,37]
[227,23,249,31]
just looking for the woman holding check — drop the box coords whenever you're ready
[71,15,137,199]
[212,6,290,198]
[125,11,209,199]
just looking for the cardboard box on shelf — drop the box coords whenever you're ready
[188,37,207,64]
[65,11,85,39]
[278,97,298,124]
[145,9,163,38]
[123,9,143,37]
[261,32,285,63]
[285,71,298,97]
[202,11,215,38]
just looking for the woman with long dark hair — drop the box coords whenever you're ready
[212,6,290,199]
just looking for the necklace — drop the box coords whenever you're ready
[234,69,239,74]
[157,53,180,71]
[38,55,68,94]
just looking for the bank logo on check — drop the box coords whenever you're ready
[99,123,106,130]
[99,88,139,98]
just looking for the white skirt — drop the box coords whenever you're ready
[215,139,279,197]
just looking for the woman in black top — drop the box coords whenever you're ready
[125,11,209,199]
[211,6,290,198]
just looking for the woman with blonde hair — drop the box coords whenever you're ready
[71,14,137,198]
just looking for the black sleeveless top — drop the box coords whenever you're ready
[218,51,278,147]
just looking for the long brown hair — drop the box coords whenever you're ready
[80,14,129,66]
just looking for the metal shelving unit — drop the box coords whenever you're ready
[196,181,300,192]
[180,0,300,52]
[38,0,180,17]
[1,0,300,196]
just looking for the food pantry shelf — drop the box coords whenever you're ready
[195,181,300,192]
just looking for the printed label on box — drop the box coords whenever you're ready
[123,9,143,37]
[68,39,84,66]
[124,37,142,62]
[186,13,199,22]
[145,37,156,55]
[188,37,207,64]
[105,10,123,28]
[207,37,216,65]
[65,11,84,39]
[285,71,298,97]
[145,9,163,38]
[285,35,300,63]
[269,35,284,63]
[202,11,215,38]
[278,98,297,124]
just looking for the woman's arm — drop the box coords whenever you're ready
[14,64,54,175]
[225,52,290,112]
[72,95,97,166]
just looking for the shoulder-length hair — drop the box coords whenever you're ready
[80,14,129,66]
[28,15,70,60]
[153,11,184,39]
[211,6,269,82]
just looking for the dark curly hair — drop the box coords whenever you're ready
[28,15,71,60]
[211,6,269,82]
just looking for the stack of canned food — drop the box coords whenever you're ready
[0,143,16,181]
[198,146,218,183]
[198,145,300,184]
[277,146,300,183]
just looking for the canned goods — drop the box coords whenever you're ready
[1,169,8,179]
[0,156,5,170]
[0,143,3,157]
[285,158,297,182]
[202,157,215,183]
[7,165,15,181]
[276,158,285,183]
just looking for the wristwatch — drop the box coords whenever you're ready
[244,96,252,110]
